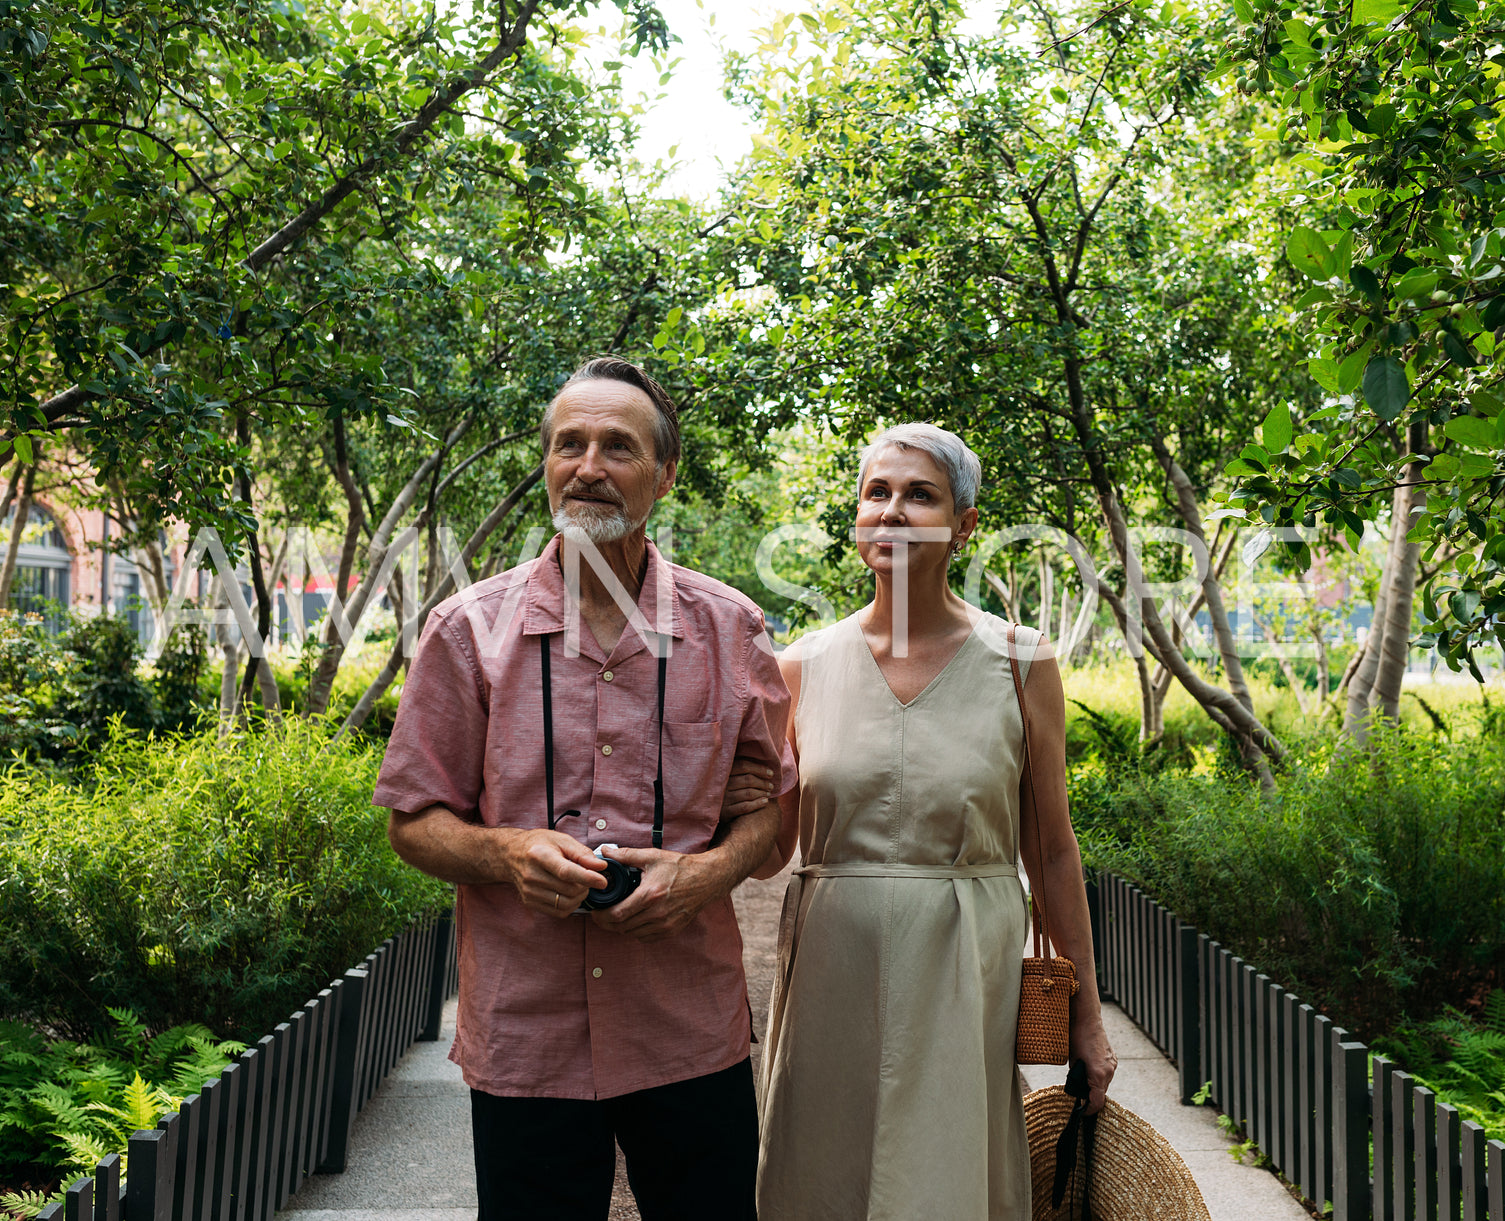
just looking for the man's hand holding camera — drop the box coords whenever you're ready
[589,756,777,942]
[502,829,610,918]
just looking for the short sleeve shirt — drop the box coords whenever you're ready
[372,535,797,1099]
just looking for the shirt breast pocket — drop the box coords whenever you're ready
[656,719,725,832]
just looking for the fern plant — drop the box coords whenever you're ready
[0,1010,243,1218]
[1375,991,1505,1143]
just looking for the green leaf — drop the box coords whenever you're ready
[1481,295,1505,329]
[1259,402,1293,453]
[1393,268,1439,300]
[12,434,33,465]
[1350,264,1381,300]
[1362,355,1410,420]
[1330,231,1354,277]
[1428,452,1461,479]
[1443,415,1496,450]
[272,141,294,160]
[1353,0,1403,22]
[1232,0,1254,19]
[665,305,683,330]
[1338,341,1374,394]
[1470,390,1503,417]
[1286,226,1331,279]
[1308,356,1340,392]
[1225,458,1263,477]
[1440,330,1477,368]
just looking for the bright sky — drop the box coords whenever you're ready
[584,0,1003,204]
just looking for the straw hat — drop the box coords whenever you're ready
[1024,1086,1211,1221]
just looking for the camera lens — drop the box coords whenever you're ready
[579,859,642,910]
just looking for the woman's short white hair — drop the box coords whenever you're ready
[856,423,982,512]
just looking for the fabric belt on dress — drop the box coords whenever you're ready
[793,862,1019,879]
[770,861,1022,1038]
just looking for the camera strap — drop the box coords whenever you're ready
[540,632,667,848]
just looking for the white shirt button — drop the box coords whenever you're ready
[594,819,607,830]
[603,670,614,682]
[591,967,603,979]
[601,744,612,756]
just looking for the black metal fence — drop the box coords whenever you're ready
[1091,872,1505,1221]
[37,909,458,1221]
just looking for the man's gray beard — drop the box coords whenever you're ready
[552,502,638,545]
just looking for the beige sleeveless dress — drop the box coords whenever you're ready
[756,612,1037,1221]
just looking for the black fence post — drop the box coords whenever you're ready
[1178,922,1200,1105]
[125,1125,174,1221]
[165,1098,198,1221]
[1461,1120,1486,1220]
[420,910,454,1042]
[65,1176,91,1221]
[317,966,368,1174]
[1332,1036,1370,1221]
[1487,1138,1504,1220]
[94,1152,121,1221]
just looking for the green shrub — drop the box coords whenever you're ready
[1078,716,1505,1040]
[0,719,447,1042]
[0,612,211,762]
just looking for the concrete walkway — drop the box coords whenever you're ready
[278,869,1309,1221]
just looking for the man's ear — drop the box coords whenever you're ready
[655,458,678,499]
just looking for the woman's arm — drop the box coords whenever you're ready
[1016,641,1118,1114]
[750,645,802,880]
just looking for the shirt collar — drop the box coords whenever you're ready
[522,533,684,658]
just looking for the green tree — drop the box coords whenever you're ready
[1222,0,1505,692]
[718,0,1316,776]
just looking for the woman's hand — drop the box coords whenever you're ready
[721,755,775,819]
[1070,1009,1117,1115]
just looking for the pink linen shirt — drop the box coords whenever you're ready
[372,535,796,1100]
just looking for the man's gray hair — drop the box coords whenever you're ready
[540,356,681,466]
[856,423,982,512]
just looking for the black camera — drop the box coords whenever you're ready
[577,843,641,911]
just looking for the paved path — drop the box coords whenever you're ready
[278,865,1307,1221]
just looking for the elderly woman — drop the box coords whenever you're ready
[752,423,1115,1220]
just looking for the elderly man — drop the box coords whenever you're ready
[375,356,793,1221]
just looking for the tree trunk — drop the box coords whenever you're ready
[0,462,21,525]
[305,414,473,717]
[1071,396,1282,783]
[215,578,243,737]
[0,462,38,610]
[234,417,281,717]
[1037,550,1053,638]
[1097,578,1174,745]
[336,463,543,737]
[984,571,1020,622]
[1369,432,1426,724]
[1312,620,1331,705]
[1344,482,1413,741]
[1149,433,1257,714]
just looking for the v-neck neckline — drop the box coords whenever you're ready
[855,613,981,710]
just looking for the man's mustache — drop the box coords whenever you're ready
[561,482,626,508]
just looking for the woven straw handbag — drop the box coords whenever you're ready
[1008,622,1079,1066]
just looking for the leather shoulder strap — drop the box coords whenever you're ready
[1007,622,1050,960]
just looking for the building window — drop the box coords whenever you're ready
[4,505,72,629]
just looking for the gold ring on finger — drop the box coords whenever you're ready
[553,893,560,910]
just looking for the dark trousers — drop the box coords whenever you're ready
[470,1058,758,1221]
